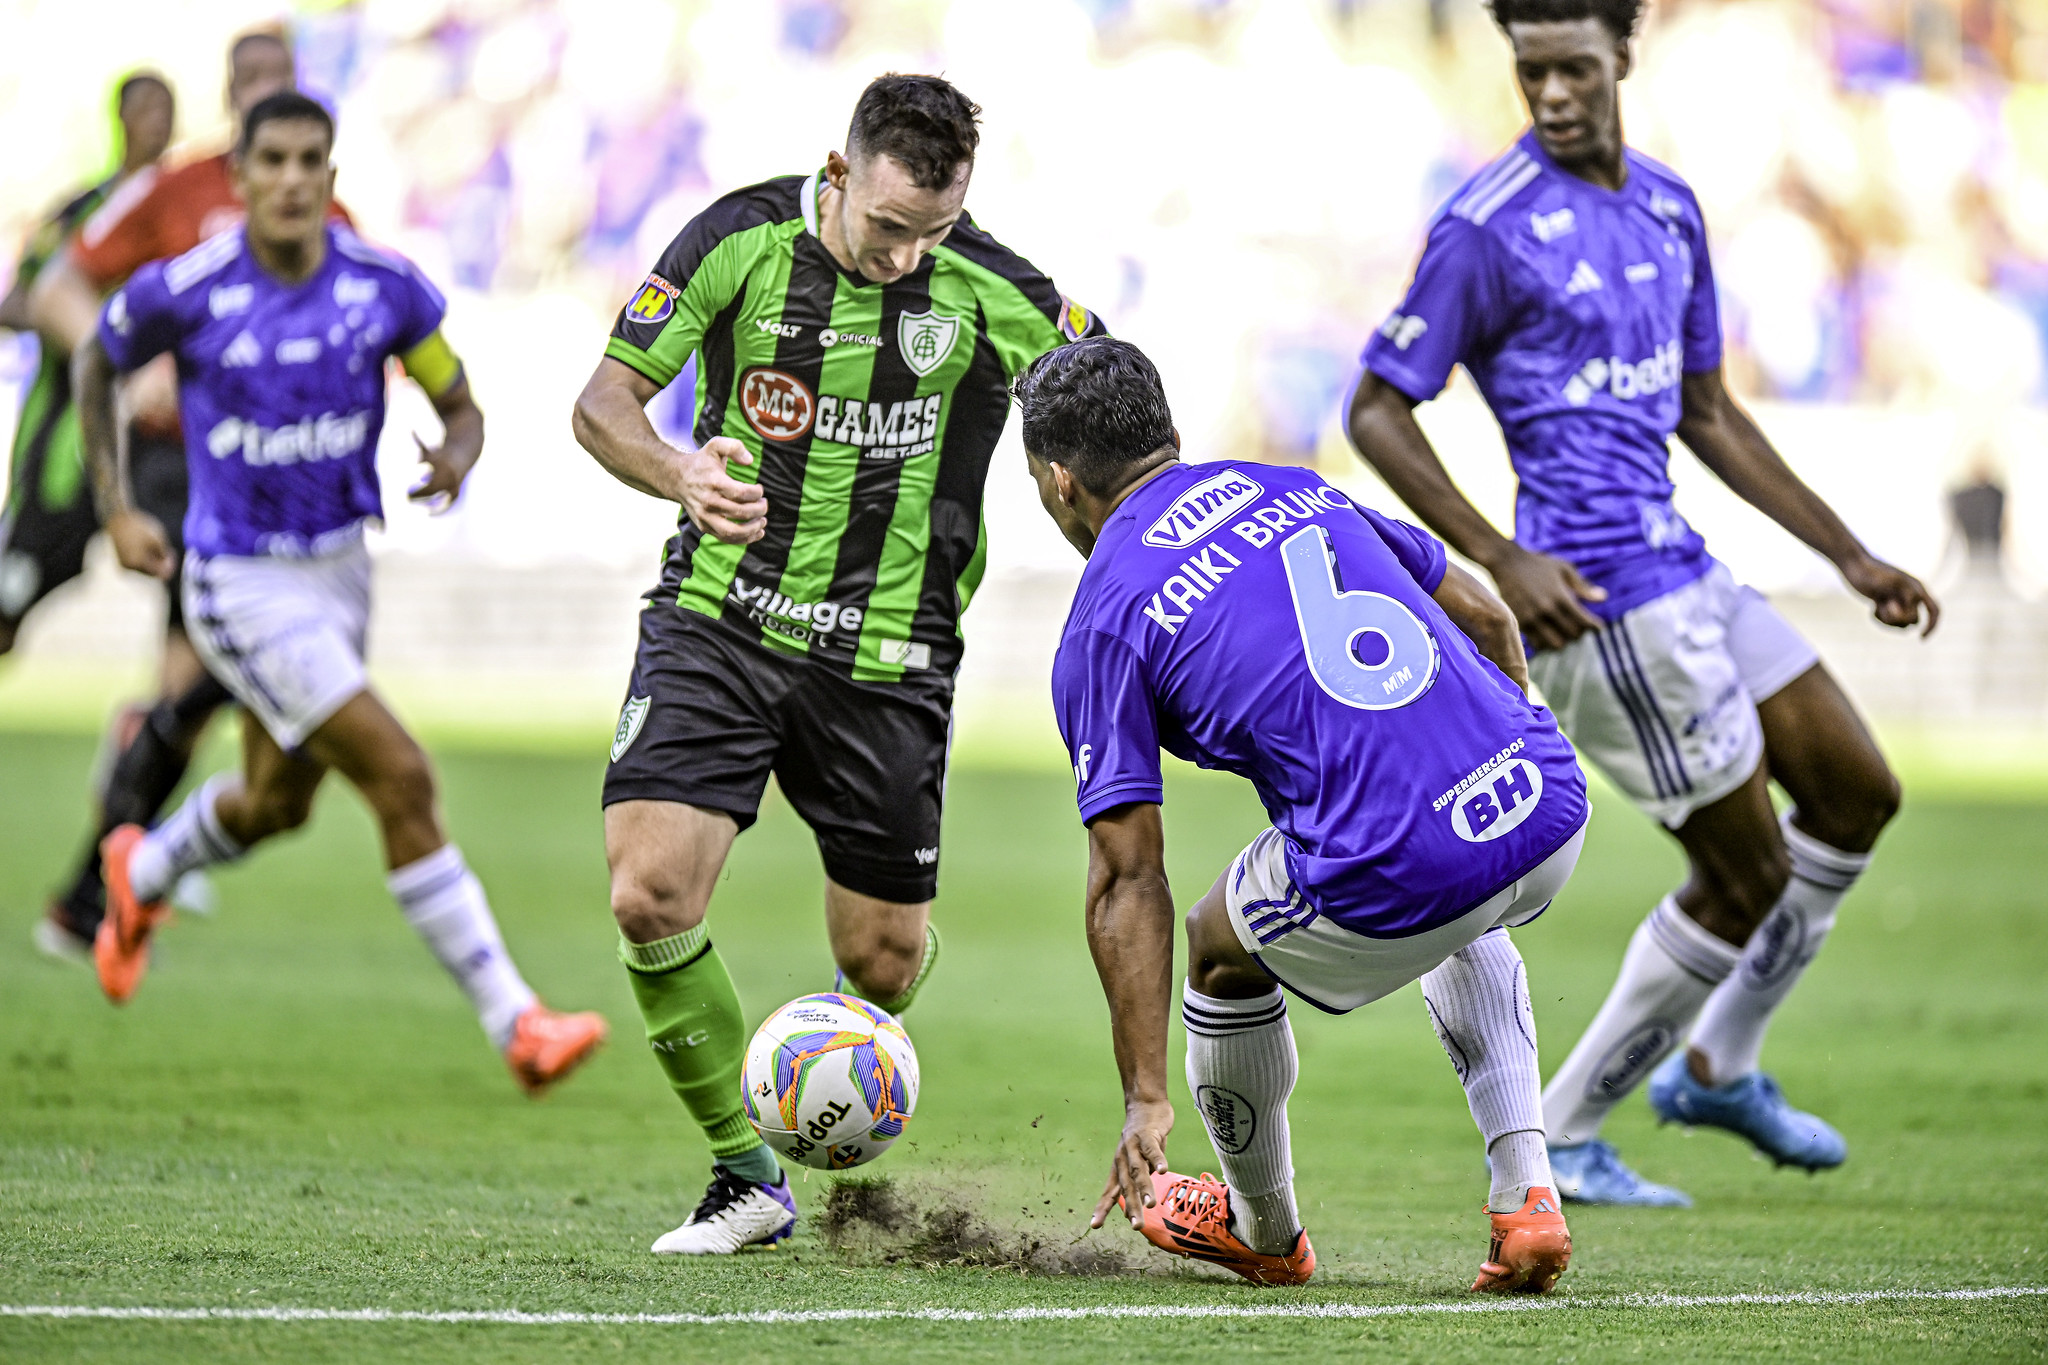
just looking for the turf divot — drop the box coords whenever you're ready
[816,1175,1139,1275]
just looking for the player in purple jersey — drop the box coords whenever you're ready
[71,92,607,1094]
[1349,0,1939,1206]
[1021,339,1587,1294]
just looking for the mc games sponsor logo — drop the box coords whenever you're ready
[739,367,815,442]
[815,393,941,461]
[1143,469,1265,549]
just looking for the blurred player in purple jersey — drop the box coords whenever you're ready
[71,92,607,1094]
[1021,339,1587,1294]
[1350,0,1938,1206]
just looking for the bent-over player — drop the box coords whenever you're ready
[1349,0,1937,1205]
[1024,339,1588,1293]
[79,92,606,1093]
[572,73,1105,1254]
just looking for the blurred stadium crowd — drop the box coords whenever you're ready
[1,0,2043,596]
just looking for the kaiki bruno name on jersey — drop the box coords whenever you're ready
[739,366,945,462]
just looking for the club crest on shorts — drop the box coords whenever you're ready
[897,309,961,377]
[612,694,651,762]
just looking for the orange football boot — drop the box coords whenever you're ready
[94,824,171,1004]
[505,1004,609,1095]
[1472,1186,1572,1293]
[1125,1170,1315,1286]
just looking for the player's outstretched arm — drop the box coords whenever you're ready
[1348,372,1606,651]
[1432,562,1531,694]
[73,335,172,580]
[1081,801,1178,1233]
[570,357,767,545]
[26,253,103,354]
[0,275,33,333]
[1677,368,1939,636]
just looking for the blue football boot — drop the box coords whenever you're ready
[1547,1139,1693,1208]
[1647,1054,1847,1170]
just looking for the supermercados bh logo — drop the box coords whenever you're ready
[897,309,960,377]
[1142,469,1264,550]
[739,367,815,442]
[624,273,678,326]
[1436,741,1545,843]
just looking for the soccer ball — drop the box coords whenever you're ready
[742,993,919,1171]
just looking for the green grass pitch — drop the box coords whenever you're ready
[1,724,2044,1362]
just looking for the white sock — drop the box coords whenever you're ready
[1420,929,1551,1210]
[130,774,245,902]
[1688,814,1868,1085]
[1542,896,1739,1145]
[1182,983,1299,1256]
[1487,1130,1552,1212]
[387,845,536,1049]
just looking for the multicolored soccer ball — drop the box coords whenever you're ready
[741,993,919,1171]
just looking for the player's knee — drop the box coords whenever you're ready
[1801,766,1901,852]
[245,784,315,837]
[364,741,438,824]
[609,864,704,943]
[841,942,919,1002]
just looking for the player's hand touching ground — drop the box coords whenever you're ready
[106,508,175,580]
[1486,543,1608,651]
[677,436,768,545]
[1842,553,1940,637]
[1092,1097,1173,1231]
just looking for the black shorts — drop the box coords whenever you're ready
[604,605,951,904]
[131,436,190,632]
[0,432,189,634]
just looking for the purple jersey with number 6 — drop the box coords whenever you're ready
[96,223,447,559]
[1362,132,1723,621]
[1052,460,1587,938]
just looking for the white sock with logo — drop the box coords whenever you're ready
[1182,983,1299,1256]
[1420,929,1552,1211]
[1542,896,1740,1146]
[1687,814,1868,1085]
[129,774,245,903]
[387,845,536,1050]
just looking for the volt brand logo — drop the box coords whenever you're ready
[1561,339,1683,407]
[1378,312,1428,351]
[205,411,371,466]
[756,317,801,339]
[625,274,677,325]
[1143,469,1264,549]
[913,846,939,866]
[1451,757,1545,843]
[897,309,961,377]
[814,393,941,460]
[1196,1085,1257,1156]
[739,367,815,442]
[612,694,650,762]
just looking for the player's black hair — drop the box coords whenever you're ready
[1487,0,1644,40]
[116,71,171,109]
[231,29,293,67]
[236,90,334,157]
[1012,338,1177,496]
[846,74,982,190]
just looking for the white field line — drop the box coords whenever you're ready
[0,1285,2042,1329]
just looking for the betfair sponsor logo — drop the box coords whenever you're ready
[1561,339,1682,407]
[205,411,371,466]
[1378,311,1428,351]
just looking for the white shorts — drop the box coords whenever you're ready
[183,542,371,751]
[1222,823,1586,1014]
[1527,563,1817,829]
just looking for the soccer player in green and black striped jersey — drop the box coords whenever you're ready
[572,73,1105,1254]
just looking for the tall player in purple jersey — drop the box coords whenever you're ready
[72,93,607,1094]
[1020,339,1587,1294]
[1350,0,1938,1206]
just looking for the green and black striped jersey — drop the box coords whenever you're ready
[605,170,1105,684]
[7,176,118,517]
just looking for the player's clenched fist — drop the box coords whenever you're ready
[676,436,769,545]
[106,508,176,581]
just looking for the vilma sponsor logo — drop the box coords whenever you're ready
[739,367,815,442]
[1589,1020,1677,1100]
[1142,470,1265,550]
[1449,757,1544,844]
[625,274,678,325]
[1196,1085,1257,1156]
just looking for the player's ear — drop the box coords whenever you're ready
[1169,429,1182,452]
[1050,461,1079,508]
[825,149,851,192]
[1614,37,1633,80]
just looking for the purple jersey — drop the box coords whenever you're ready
[1363,132,1722,621]
[1052,460,1588,939]
[97,224,446,558]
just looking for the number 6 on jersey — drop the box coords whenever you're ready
[1281,525,1440,711]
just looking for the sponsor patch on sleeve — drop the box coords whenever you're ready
[1056,295,1095,342]
[624,274,680,327]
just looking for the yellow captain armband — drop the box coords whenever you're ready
[398,330,464,400]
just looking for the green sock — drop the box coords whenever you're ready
[876,923,941,1015]
[621,926,774,1170]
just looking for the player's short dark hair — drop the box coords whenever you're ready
[116,71,171,109]
[1012,338,1176,496]
[231,29,293,68]
[237,91,334,158]
[1488,0,1644,40]
[846,74,981,190]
